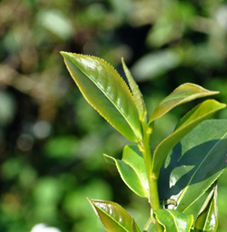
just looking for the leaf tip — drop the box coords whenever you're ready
[60,51,67,57]
[103,154,115,165]
[87,197,93,205]
[60,51,73,62]
[87,197,96,208]
[121,57,126,66]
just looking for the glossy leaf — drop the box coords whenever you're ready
[158,120,227,219]
[194,184,218,232]
[104,144,148,198]
[149,83,219,124]
[61,52,142,142]
[121,58,147,122]
[154,209,193,232]
[88,198,141,232]
[152,100,226,177]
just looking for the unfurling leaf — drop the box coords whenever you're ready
[154,209,193,232]
[88,198,141,232]
[104,144,148,198]
[61,52,142,142]
[121,58,147,122]
[149,83,219,124]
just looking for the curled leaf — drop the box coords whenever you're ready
[88,198,141,232]
[104,144,148,198]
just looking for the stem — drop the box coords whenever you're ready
[150,176,160,212]
[140,121,163,232]
[150,176,163,232]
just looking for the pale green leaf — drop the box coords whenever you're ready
[152,100,226,177]
[61,52,142,142]
[121,58,147,122]
[149,83,219,124]
[104,144,148,198]
[88,198,141,232]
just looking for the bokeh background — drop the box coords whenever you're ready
[1,0,227,231]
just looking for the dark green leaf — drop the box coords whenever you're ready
[152,100,226,177]
[159,120,227,219]
[154,209,193,232]
[88,198,141,232]
[104,144,148,198]
[149,83,219,124]
[61,52,142,142]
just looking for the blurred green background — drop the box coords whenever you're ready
[1,0,227,231]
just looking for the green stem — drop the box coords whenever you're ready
[140,121,163,232]
[150,176,163,232]
[150,177,160,212]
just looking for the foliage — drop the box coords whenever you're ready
[61,52,227,231]
[1,0,227,232]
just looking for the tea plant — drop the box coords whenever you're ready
[61,52,227,232]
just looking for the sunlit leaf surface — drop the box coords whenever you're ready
[88,198,141,232]
[104,144,148,198]
[149,83,219,124]
[61,52,142,142]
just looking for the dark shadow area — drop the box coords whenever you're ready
[158,139,227,201]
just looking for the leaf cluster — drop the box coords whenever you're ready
[1,1,227,231]
[61,52,227,232]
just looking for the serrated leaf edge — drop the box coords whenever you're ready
[121,58,147,121]
[61,51,142,142]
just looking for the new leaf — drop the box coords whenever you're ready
[149,83,219,124]
[61,52,142,142]
[121,58,147,122]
